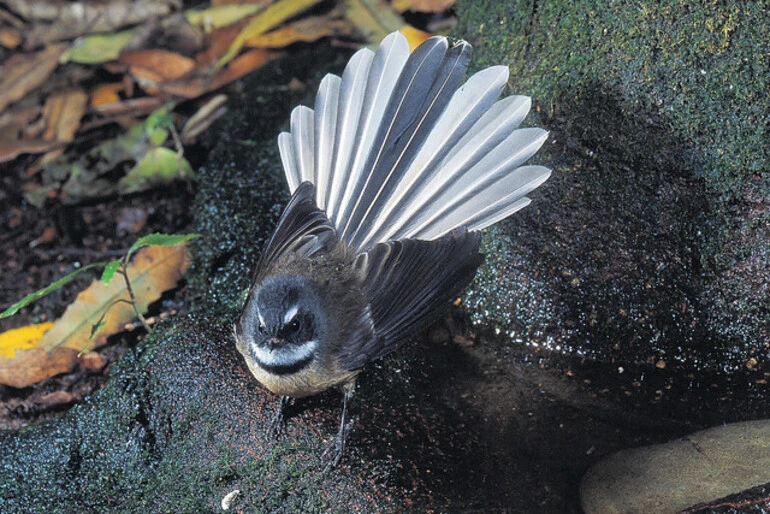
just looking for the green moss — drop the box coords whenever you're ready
[458,0,769,203]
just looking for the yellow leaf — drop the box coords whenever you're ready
[399,25,433,51]
[344,0,406,45]
[216,0,325,70]
[392,0,456,13]
[39,243,190,352]
[245,18,351,49]
[186,4,264,31]
[0,322,54,359]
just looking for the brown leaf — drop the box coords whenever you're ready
[39,243,190,352]
[181,94,228,142]
[159,49,276,98]
[39,88,88,163]
[216,0,325,69]
[89,96,164,118]
[8,0,175,48]
[0,139,63,163]
[244,18,351,48]
[91,83,124,108]
[120,50,197,93]
[0,28,23,48]
[0,43,66,113]
[0,347,80,388]
[392,0,456,13]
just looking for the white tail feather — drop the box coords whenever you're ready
[277,32,552,251]
[323,48,374,222]
[313,75,341,210]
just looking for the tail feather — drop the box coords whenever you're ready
[290,106,315,186]
[278,132,299,192]
[342,39,472,245]
[322,48,374,220]
[333,32,410,228]
[312,74,341,210]
[277,31,551,252]
[356,65,510,248]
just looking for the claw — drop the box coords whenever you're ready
[321,383,355,470]
[269,396,290,438]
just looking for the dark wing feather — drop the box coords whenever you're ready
[253,181,337,278]
[337,229,483,370]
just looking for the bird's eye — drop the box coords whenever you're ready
[257,323,266,334]
[287,318,301,333]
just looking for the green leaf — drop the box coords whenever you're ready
[118,147,195,196]
[101,260,122,285]
[60,28,137,64]
[126,233,199,262]
[0,262,107,319]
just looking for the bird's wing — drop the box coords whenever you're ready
[336,229,483,370]
[253,181,337,279]
[277,31,551,253]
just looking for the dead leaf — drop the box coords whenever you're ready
[181,94,228,142]
[185,3,265,31]
[0,28,22,48]
[120,50,197,92]
[0,43,66,113]
[29,225,57,247]
[392,0,456,13]
[0,323,55,359]
[37,390,76,409]
[79,351,107,371]
[244,18,351,48]
[216,0,325,69]
[0,322,75,389]
[91,83,125,108]
[39,243,190,353]
[399,25,433,51]
[159,49,276,98]
[345,0,407,45]
[39,88,89,163]
[0,139,63,163]
[0,346,80,388]
[42,89,88,143]
[89,96,164,118]
[7,0,175,48]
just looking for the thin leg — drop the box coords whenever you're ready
[322,382,355,469]
[269,395,290,437]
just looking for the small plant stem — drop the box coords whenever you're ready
[119,260,152,333]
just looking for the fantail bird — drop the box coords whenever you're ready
[234,31,551,465]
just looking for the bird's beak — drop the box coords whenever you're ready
[266,337,284,351]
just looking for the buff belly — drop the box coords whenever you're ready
[245,358,358,398]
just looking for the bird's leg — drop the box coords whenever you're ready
[322,381,355,469]
[269,395,290,437]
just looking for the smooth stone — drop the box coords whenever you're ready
[581,419,770,514]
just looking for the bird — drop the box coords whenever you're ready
[234,30,551,465]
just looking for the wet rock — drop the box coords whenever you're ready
[456,1,770,370]
[580,420,770,513]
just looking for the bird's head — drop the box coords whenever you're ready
[235,274,327,375]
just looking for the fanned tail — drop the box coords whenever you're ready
[277,31,551,252]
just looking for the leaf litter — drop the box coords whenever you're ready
[0,0,458,425]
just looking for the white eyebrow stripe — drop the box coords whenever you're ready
[283,305,299,325]
[252,340,317,368]
[257,309,266,327]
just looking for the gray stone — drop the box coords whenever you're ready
[581,420,770,514]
